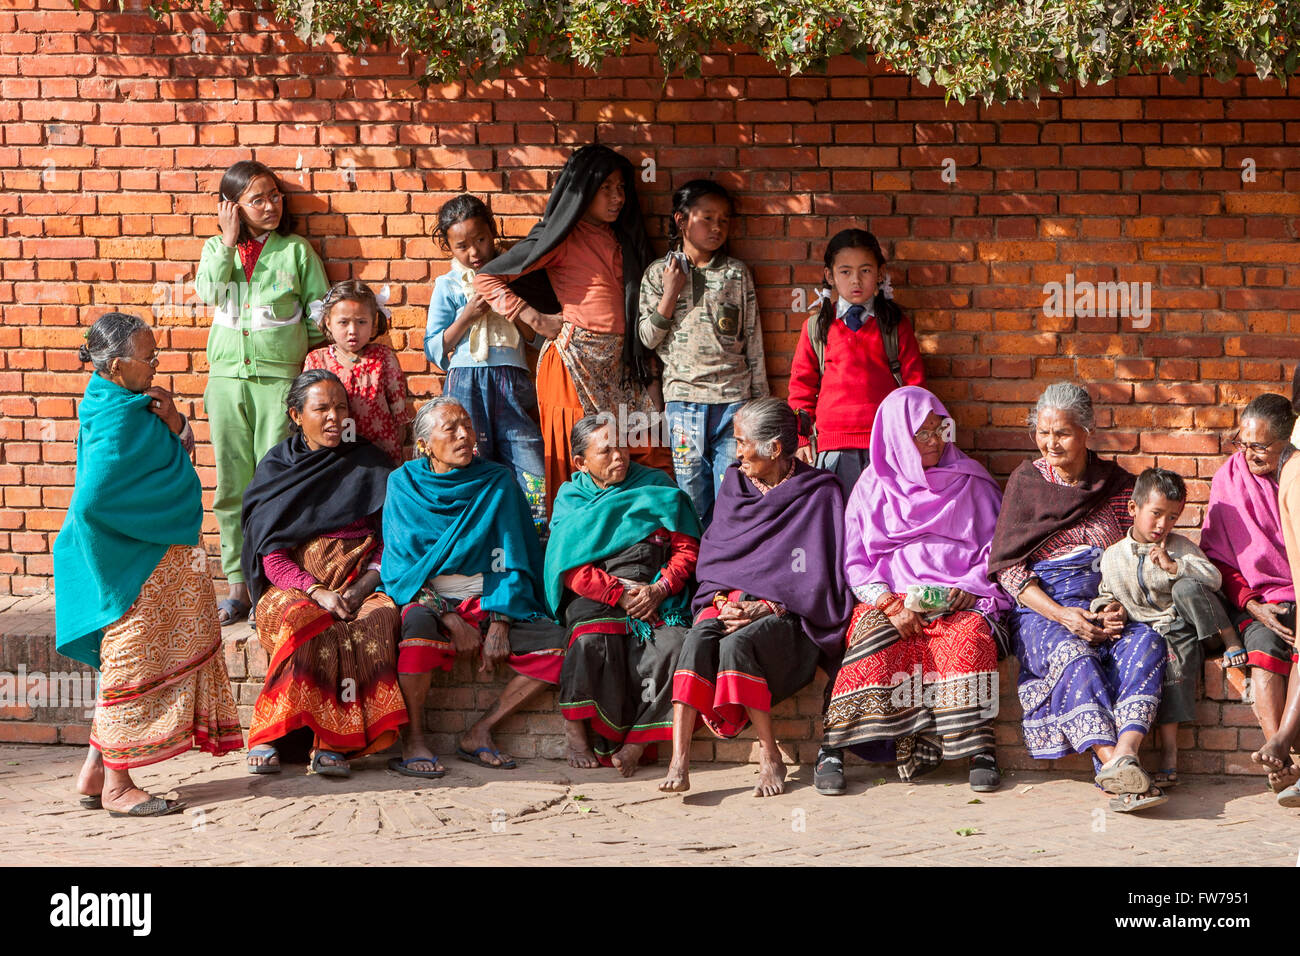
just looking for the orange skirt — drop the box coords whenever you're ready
[537,334,671,514]
[249,534,408,758]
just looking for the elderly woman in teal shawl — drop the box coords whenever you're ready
[545,415,702,776]
[381,397,566,777]
[54,313,242,817]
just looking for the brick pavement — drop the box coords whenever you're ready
[1,744,1294,866]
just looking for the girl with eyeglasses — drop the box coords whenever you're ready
[195,159,330,626]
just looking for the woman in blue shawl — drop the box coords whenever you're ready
[54,313,242,817]
[545,415,702,776]
[382,397,565,776]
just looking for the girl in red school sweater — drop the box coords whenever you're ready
[787,228,925,495]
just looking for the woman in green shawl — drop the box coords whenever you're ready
[55,313,242,817]
[545,415,702,775]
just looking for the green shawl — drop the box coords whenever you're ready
[53,374,204,669]
[544,463,702,634]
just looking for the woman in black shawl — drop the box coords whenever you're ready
[239,370,408,778]
[475,144,671,511]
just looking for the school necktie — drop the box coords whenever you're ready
[842,304,866,332]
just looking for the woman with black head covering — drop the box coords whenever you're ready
[475,144,671,511]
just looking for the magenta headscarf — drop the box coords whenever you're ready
[845,387,1011,616]
[1200,451,1294,604]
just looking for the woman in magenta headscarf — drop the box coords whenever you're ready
[818,387,1011,795]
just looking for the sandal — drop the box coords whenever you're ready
[969,752,1002,793]
[814,747,846,795]
[456,746,517,770]
[246,744,281,775]
[1109,786,1168,813]
[77,794,102,810]
[217,597,250,627]
[107,796,187,818]
[1277,783,1300,809]
[1095,753,1151,795]
[1221,646,1249,671]
[1151,768,1179,789]
[388,756,446,779]
[309,750,351,778]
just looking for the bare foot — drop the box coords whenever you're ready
[564,721,599,769]
[658,761,690,793]
[752,753,787,798]
[76,747,103,799]
[610,742,646,778]
[1252,736,1292,772]
[1268,762,1300,791]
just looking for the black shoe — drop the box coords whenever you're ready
[814,747,846,795]
[969,752,1001,792]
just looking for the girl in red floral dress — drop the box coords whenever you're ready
[303,280,411,463]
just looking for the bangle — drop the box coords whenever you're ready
[306,583,324,597]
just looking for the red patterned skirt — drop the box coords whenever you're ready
[249,534,408,757]
[823,600,999,780]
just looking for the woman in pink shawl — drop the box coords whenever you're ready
[818,387,1011,795]
[1201,393,1296,790]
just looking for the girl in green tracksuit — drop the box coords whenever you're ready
[195,159,329,624]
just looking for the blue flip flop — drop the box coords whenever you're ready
[309,750,351,778]
[1222,647,1249,671]
[246,744,281,775]
[388,756,446,779]
[457,746,517,770]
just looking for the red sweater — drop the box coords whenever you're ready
[786,313,925,451]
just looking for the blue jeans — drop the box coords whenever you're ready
[445,365,548,534]
[665,400,743,525]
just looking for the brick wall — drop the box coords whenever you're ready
[2,1,1300,592]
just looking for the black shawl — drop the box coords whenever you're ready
[477,143,655,386]
[239,434,394,606]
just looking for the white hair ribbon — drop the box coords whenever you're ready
[307,299,326,328]
[880,272,894,300]
[374,284,393,321]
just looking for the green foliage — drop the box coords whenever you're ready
[117,0,1300,102]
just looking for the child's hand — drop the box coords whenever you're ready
[795,445,815,465]
[218,199,242,248]
[1098,600,1127,636]
[661,256,689,304]
[1148,542,1178,574]
[462,292,490,321]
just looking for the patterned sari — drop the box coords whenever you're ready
[92,544,244,769]
[824,602,999,779]
[249,533,407,756]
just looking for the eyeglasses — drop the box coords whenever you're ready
[1230,438,1281,454]
[913,428,944,444]
[123,353,160,368]
[239,192,282,210]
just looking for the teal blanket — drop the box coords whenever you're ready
[53,374,203,669]
[380,456,549,621]
[543,462,701,620]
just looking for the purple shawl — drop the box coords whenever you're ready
[693,459,853,667]
[845,388,1011,616]
[1200,451,1294,603]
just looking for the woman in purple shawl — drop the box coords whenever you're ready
[819,387,1010,795]
[657,398,853,798]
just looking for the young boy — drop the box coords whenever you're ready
[1092,467,1247,788]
